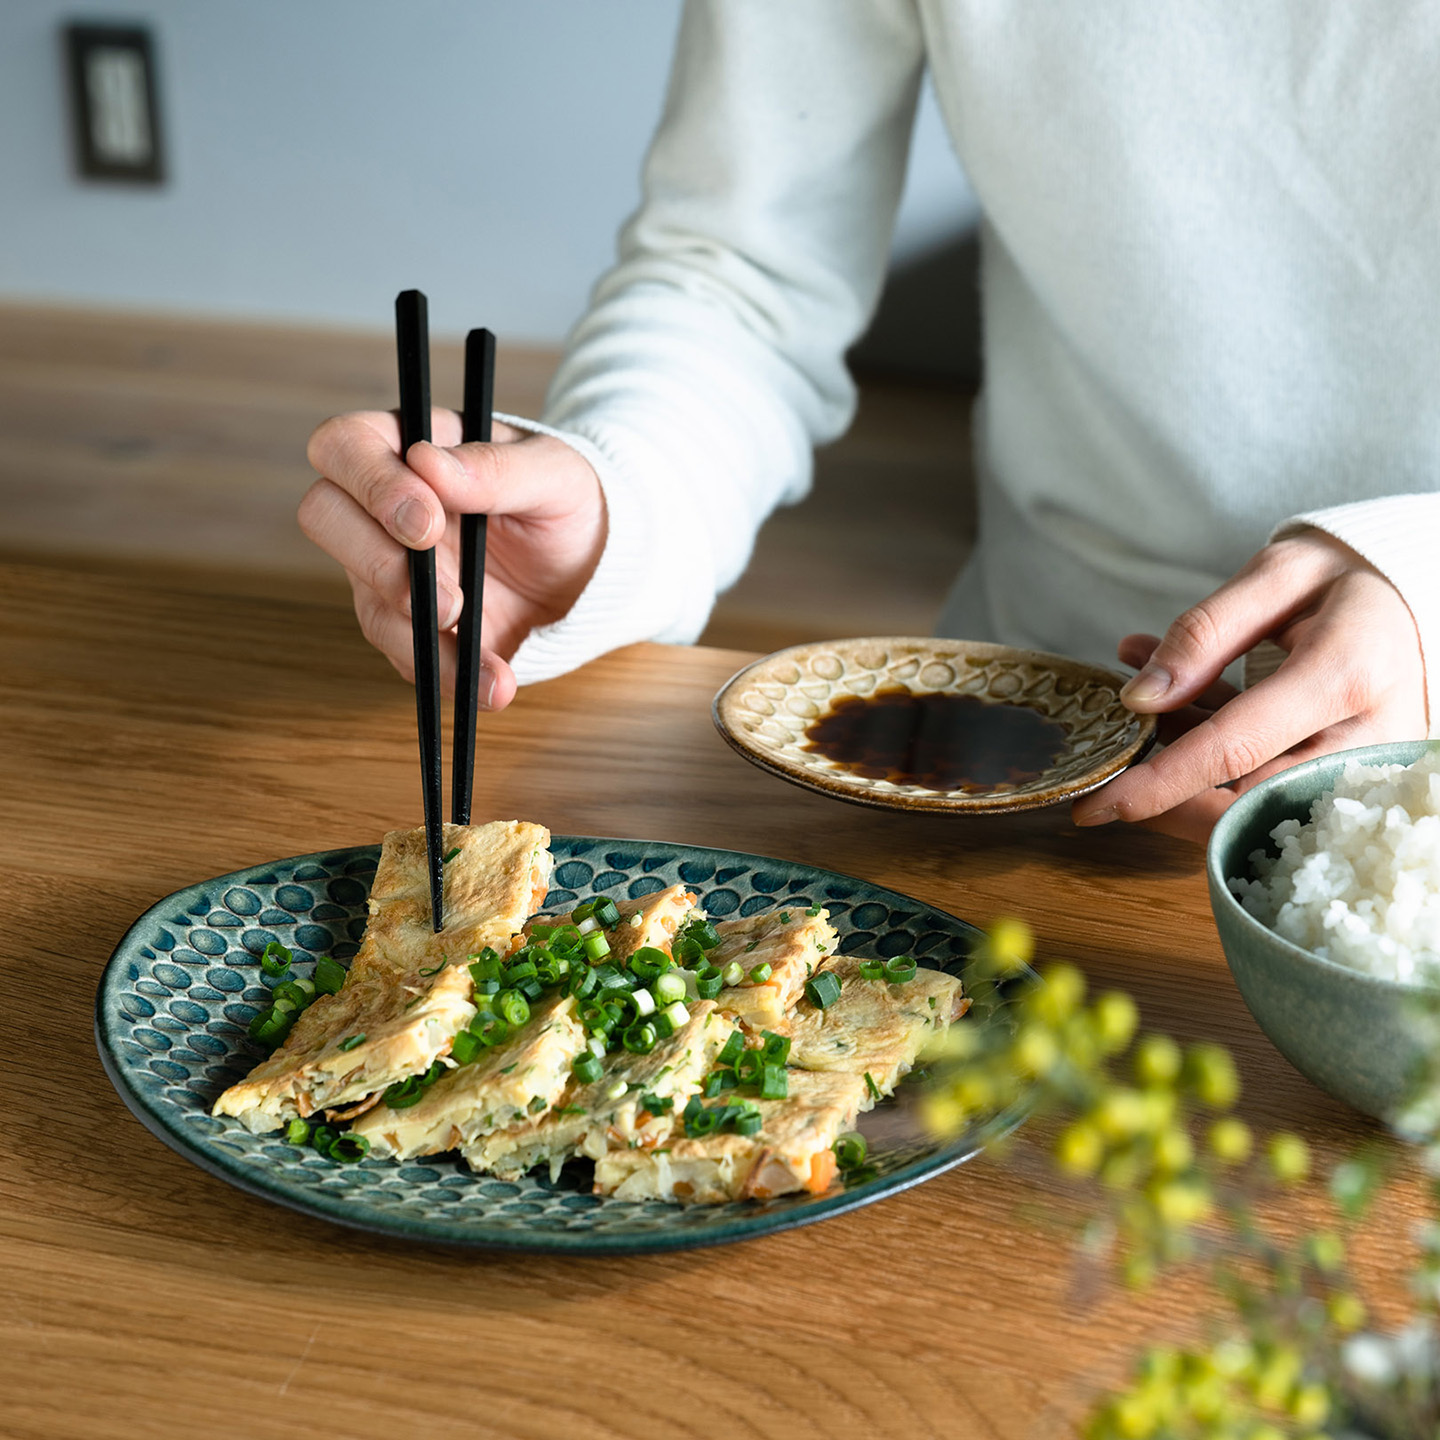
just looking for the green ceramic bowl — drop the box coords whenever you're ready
[1207,740,1439,1121]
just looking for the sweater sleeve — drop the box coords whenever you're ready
[1275,493,1440,736]
[508,0,926,686]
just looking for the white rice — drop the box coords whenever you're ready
[1229,749,1440,983]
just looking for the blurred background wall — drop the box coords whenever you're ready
[0,0,979,351]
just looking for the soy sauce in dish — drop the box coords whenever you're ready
[802,689,1069,792]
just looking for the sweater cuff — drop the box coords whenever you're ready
[496,413,707,685]
[1275,494,1440,736]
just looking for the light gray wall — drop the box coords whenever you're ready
[0,0,977,344]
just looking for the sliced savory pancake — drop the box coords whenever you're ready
[525,883,698,965]
[211,962,475,1133]
[601,884,700,965]
[349,819,553,982]
[710,906,838,1029]
[351,993,587,1160]
[594,1070,866,1204]
[463,1001,737,1180]
[774,954,969,1100]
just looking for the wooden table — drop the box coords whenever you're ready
[0,561,1409,1439]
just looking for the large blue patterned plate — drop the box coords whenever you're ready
[95,837,1027,1253]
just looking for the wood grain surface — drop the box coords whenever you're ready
[0,561,1417,1440]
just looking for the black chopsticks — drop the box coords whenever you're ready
[395,295,495,931]
[453,327,494,827]
[395,290,446,932]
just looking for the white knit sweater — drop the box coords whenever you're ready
[511,0,1440,731]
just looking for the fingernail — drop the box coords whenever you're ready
[440,586,464,629]
[1075,806,1118,828]
[393,498,431,547]
[477,664,498,711]
[1120,662,1172,706]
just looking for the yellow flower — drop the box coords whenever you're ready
[1267,1133,1311,1185]
[1134,1034,1182,1086]
[1092,991,1139,1053]
[1148,1178,1212,1228]
[1095,1089,1149,1140]
[1326,1292,1366,1332]
[1185,1044,1240,1108]
[1151,1126,1194,1175]
[1033,962,1087,1024]
[1013,1023,1060,1077]
[1207,1117,1252,1165]
[1289,1383,1331,1428]
[987,917,1034,972]
[1056,1120,1105,1177]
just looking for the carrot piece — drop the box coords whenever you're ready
[805,1148,838,1195]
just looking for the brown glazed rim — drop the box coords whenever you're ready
[711,637,1158,815]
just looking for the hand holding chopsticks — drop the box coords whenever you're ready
[394,292,495,931]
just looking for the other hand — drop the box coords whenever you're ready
[1071,531,1428,843]
[300,409,606,710]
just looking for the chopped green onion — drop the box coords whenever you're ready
[759,1031,792,1066]
[806,904,822,917]
[694,964,723,1000]
[864,1072,881,1102]
[338,1033,366,1052]
[735,1050,763,1086]
[313,956,346,994]
[780,912,792,924]
[659,1000,689,1033]
[271,996,298,1016]
[721,961,745,987]
[676,916,719,951]
[759,1064,788,1100]
[748,962,773,985]
[805,971,843,1010]
[586,1034,607,1059]
[582,932,611,962]
[418,960,448,976]
[593,965,630,992]
[640,1091,673,1114]
[630,987,657,1018]
[716,1032,745,1068]
[473,1015,510,1048]
[628,947,670,982]
[260,941,293,977]
[572,1053,603,1085]
[580,1001,616,1036]
[329,1133,370,1164]
[834,1132,868,1169]
[622,1022,658,1055]
[517,977,545,1002]
[685,1105,721,1138]
[505,957,538,983]
[859,959,886,981]
[653,971,688,1005]
[473,976,500,997]
[883,956,918,983]
[442,845,462,863]
[604,1078,629,1101]
[248,1007,293,1047]
[575,915,600,937]
[527,1095,547,1114]
[703,1071,726,1098]
[284,1118,311,1145]
[734,1111,763,1137]
[272,979,312,1010]
[450,1030,483,1066]
[594,898,621,928]
[569,966,599,1000]
[383,1076,425,1108]
[310,1123,338,1156]
[571,899,599,923]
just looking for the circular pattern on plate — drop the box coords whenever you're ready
[713,637,1157,814]
[95,838,1027,1253]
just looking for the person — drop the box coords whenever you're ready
[300,1,1437,844]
